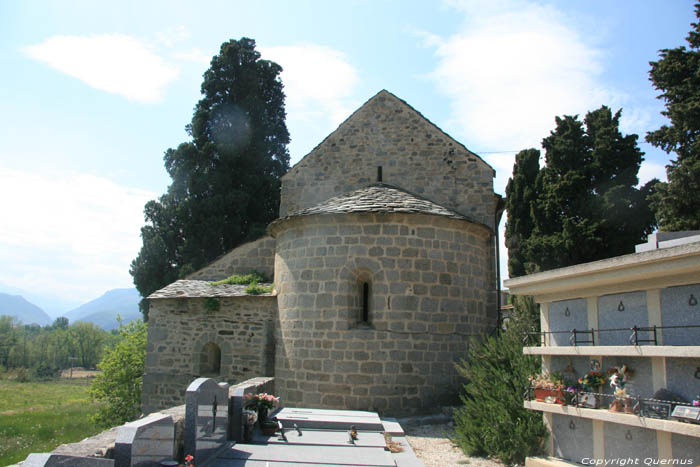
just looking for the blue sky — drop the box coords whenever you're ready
[0,0,695,314]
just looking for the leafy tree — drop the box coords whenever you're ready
[69,321,105,369]
[505,106,656,276]
[131,38,290,317]
[0,315,18,369]
[51,317,69,330]
[454,296,545,464]
[90,319,147,427]
[647,3,700,230]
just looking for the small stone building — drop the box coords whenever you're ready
[142,90,503,415]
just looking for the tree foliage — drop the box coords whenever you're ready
[130,38,290,315]
[0,315,115,376]
[505,106,656,277]
[647,3,700,231]
[454,296,545,465]
[89,319,147,427]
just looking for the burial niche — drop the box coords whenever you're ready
[199,342,222,377]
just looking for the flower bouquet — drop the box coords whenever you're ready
[245,392,280,424]
[530,372,566,404]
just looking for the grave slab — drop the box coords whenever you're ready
[253,428,386,447]
[216,443,395,466]
[185,378,231,465]
[275,408,383,431]
[114,412,175,467]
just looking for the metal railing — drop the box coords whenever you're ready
[524,324,700,347]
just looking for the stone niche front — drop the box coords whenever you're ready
[142,295,277,414]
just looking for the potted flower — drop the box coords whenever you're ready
[577,370,606,408]
[245,392,280,423]
[530,372,566,404]
[607,365,633,413]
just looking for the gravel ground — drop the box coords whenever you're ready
[404,423,506,467]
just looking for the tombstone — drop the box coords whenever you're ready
[184,378,230,465]
[229,376,275,442]
[22,453,115,466]
[114,413,176,467]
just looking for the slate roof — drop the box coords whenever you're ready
[148,280,275,299]
[277,183,477,223]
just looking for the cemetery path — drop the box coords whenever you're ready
[404,423,506,467]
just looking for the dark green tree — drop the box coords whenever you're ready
[454,296,545,464]
[505,149,540,277]
[505,106,656,276]
[131,38,290,315]
[647,3,700,230]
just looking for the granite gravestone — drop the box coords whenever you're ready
[114,413,175,467]
[185,378,230,465]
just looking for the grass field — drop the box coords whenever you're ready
[0,379,105,466]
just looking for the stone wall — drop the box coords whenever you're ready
[142,296,277,414]
[280,90,498,230]
[269,211,497,415]
[186,236,276,281]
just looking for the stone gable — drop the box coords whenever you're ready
[280,90,498,229]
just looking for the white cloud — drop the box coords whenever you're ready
[260,44,360,163]
[25,34,180,103]
[429,0,612,155]
[638,160,667,185]
[0,168,156,302]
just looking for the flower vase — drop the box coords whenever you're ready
[258,407,268,424]
[609,400,623,412]
[624,398,635,414]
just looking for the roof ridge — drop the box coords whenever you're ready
[283,90,494,178]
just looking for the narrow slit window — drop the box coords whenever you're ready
[362,282,370,322]
[377,166,383,182]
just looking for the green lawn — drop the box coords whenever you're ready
[0,379,105,466]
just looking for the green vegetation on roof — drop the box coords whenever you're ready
[244,282,274,295]
[210,272,270,286]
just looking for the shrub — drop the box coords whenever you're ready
[454,295,547,465]
[34,362,60,380]
[244,282,273,295]
[211,271,270,286]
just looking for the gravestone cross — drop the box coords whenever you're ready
[185,378,230,466]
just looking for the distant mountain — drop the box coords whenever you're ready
[63,288,142,330]
[0,293,52,326]
[0,281,82,318]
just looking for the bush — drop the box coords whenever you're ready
[211,271,269,286]
[454,295,547,465]
[34,362,60,380]
[14,367,32,383]
[244,281,273,295]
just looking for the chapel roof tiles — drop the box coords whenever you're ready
[148,280,275,299]
[279,183,477,222]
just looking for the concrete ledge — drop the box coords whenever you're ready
[523,345,700,358]
[524,401,700,437]
[526,456,581,467]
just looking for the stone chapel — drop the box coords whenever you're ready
[142,90,504,416]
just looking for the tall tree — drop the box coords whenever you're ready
[505,106,656,276]
[131,38,290,312]
[647,3,700,231]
